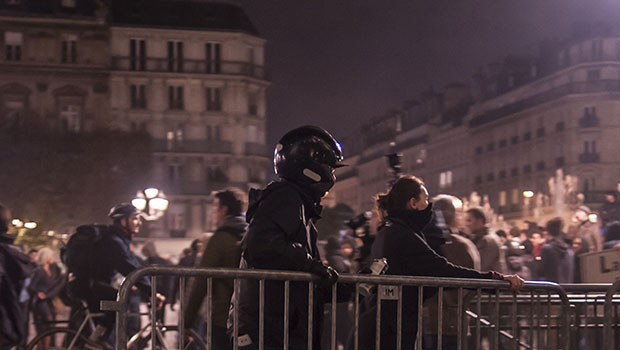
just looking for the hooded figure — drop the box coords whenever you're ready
[538,217,574,283]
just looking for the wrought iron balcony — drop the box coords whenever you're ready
[579,152,600,163]
[152,139,232,153]
[111,56,267,80]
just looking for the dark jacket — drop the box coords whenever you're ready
[185,215,246,328]
[29,263,65,325]
[92,225,151,296]
[538,238,574,283]
[356,208,497,350]
[0,233,35,347]
[227,180,327,350]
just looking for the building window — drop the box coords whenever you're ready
[536,127,545,137]
[206,125,221,141]
[499,191,507,207]
[61,34,77,63]
[439,170,453,189]
[556,156,565,168]
[4,32,22,61]
[60,104,80,132]
[248,92,258,115]
[486,172,495,182]
[129,39,146,71]
[167,41,183,72]
[168,164,183,183]
[130,84,146,108]
[587,69,601,81]
[206,42,221,74]
[168,86,184,110]
[510,167,518,177]
[206,87,222,111]
[486,142,495,152]
[475,146,483,155]
[498,139,507,148]
[555,121,565,132]
[511,189,520,205]
[498,170,506,179]
[511,135,519,145]
[523,164,531,174]
[523,131,531,141]
[584,140,597,153]
[475,176,482,184]
[536,161,546,171]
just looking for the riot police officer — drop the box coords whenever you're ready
[228,126,345,350]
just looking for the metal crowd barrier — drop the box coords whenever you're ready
[603,280,620,350]
[102,266,572,350]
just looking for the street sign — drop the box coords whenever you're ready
[580,247,620,283]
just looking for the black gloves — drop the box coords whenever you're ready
[307,260,339,286]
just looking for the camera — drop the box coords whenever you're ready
[344,211,372,237]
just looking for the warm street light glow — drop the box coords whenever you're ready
[46,230,55,236]
[133,187,168,221]
[24,222,37,229]
[452,198,463,209]
[131,198,147,211]
[144,187,159,199]
[523,190,534,198]
[12,219,23,227]
[588,213,598,223]
[150,197,169,211]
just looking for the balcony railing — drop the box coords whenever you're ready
[245,142,270,157]
[579,115,600,128]
[111,57,267,80]
[470,80,620,127]
[152,139,232,153]
[579,152,600,163]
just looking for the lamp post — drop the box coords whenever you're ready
[131,187,169,221]
[522,190,534,224]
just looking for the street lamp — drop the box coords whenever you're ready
[132,187,169,221]
[522,190,534,199]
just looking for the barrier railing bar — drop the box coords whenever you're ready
[233,278,239,350]
[179,276,185,350]
[331,283,337,350]
[375,284,381,350]
[457,287,463,350]
[284,280,289,350]
[260,279,265,350]
[465,310,531,349]
[476,288,481,350]
[307,281,312,350]
[354,283,359,350]
[206,277,212,350]
[417,285,423,350]
[151,275,157,350]
[437,287,444,350]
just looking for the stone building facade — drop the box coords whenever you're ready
[333,27,620,224]
[0,0,270,237]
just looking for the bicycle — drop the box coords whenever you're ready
[26,303,206,350]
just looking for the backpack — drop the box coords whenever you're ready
[61,224,108,299]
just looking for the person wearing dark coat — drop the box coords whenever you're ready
[227,126,344,350]
[29,247,66,337]
[185,189,247,350]
[352,176,524,350]
[538,218,574,283]
[87,203,160,343]
[0,203,35,350]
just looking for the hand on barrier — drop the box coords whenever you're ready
[155,293,166,310]
[309,261,339,287]
[503,274,525,293]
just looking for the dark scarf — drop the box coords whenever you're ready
[387,202,434,233]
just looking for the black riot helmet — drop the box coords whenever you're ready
[108,202,141,222]
[274,126,346,198]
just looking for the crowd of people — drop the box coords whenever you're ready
[1,125,619,350]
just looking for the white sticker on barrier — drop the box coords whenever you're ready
[378,285,400,300]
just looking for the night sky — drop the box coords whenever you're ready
[236,0,620,150]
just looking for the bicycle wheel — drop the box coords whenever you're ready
[26,327,97,350]
[159,325,206,350]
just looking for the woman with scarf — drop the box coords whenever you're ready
[353,175,524,350]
